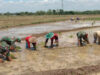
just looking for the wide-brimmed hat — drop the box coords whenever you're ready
[45,32,54,39]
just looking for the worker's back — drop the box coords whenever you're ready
[77,31,86,38]
[94,31,100,37]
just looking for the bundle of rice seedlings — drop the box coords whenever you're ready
[10,54,17,59]
[15,46,22,52]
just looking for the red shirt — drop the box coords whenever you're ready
[51,34,58,40]
[25,36,32,41]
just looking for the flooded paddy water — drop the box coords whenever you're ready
[0,20,100,38]
[0,21,100,75]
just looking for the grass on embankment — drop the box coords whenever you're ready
[0,15,68,29]
[0,15,100,29]
[85,17,100,20]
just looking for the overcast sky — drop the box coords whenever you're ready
[0,0,100,13]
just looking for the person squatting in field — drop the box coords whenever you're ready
[77,31,90,46]
[44,32,59,48]
[94,31,100,44]
[25,35,37,50]
[0,36,21,51]
[0,41,12,62]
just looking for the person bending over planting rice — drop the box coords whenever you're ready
[44,32,59,48]
[25,36,37,50]
[77,31,90,46]
[94,31,100,44]
[0,36,21,51]
[0,41,12,62]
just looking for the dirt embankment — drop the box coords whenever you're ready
[22,64,100,75]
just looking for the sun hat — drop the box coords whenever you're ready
[16,38,21,42]
[45,32,54,39]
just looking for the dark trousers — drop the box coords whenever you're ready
[32,43,36,50]
[45,36,58,47]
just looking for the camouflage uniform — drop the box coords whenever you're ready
[0,36,21,50]
[0,42,10,60]
[77,31,89,46]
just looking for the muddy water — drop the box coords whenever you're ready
[0,22,100,75]
[0,27,99,75]
[1,21,100,38]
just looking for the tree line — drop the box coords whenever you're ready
[1,9,100,15]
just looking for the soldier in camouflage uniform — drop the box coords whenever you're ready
[0,36,21,51]
[77,31,90,46]
[0,41,12,61]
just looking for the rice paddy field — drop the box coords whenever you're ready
[0,15,100,29]
[0,15,100,75]
[0,27,100,75]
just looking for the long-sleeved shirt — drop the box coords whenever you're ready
[94,31,100,37]
[77,31,87,39]
[0,36,16,46]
